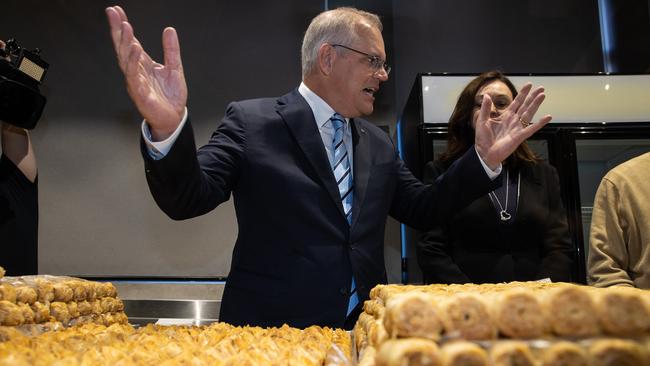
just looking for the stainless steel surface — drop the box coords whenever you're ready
[115,282,225,301]
[124,299,221,325]
[113,281,225,325]
[123,299,221,319]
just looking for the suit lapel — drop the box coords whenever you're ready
[276,90,345,217]
[350,119,370,229]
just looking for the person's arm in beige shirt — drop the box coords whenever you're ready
[587,177,633,287]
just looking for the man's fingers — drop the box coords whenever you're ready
[117,21,139,70]
[508,82,532,113]
[106,6,129,48]
[107,6,141,73]
[116,21,133,71]
[162,27,183,72]
[124,41,143,80]
[106,7,124,53]
[113,5,128,22]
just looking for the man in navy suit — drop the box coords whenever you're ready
[106,6,551,329]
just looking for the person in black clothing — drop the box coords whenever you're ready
[0,39,39,275]
[417,71,574,284]
[0,121,38,275]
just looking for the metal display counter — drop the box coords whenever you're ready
[113,281,224,325]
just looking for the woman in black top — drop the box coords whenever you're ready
[417,71,574,284]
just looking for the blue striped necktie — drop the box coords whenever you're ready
[330,113,359,316]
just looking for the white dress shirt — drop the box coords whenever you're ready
[297,82,353,172]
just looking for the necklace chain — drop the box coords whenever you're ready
[488,169,520,222]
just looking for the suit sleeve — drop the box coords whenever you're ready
[587,176,634,287]
[416,161,471,284]
[389,147,499,231]
[141,102,246,220]
[537,164,574,282]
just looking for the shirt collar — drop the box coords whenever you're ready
[298,82,348,128]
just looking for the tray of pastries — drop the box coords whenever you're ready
[354,281,650,366]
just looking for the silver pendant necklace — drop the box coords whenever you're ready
[488,169,521,222]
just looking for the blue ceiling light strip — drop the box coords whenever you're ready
[598,0,615,73]
[396,119,408,284]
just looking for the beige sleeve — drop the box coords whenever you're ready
[587,177,634,287]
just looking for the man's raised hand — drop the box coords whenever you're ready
[106,6,188,141]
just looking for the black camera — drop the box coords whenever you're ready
[0,39,49,130]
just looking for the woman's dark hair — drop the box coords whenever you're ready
[438,70,539,169]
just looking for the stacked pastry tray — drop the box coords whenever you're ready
[0,322,353,365]
[0,275,353,365]
[0,274,127,337]
[354,281,650,366]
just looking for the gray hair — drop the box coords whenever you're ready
[301,7,382,79]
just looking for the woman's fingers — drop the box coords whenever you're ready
[479,94,493,128]
[508,83,532,114]
[517,92,546,129]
